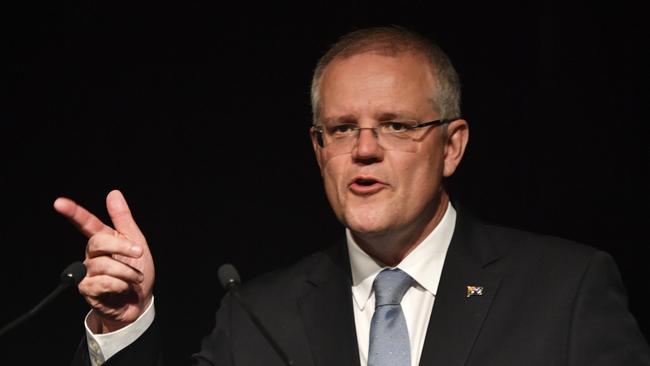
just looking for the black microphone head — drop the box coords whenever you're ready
[218,263,241,290]
[60,261,87,286]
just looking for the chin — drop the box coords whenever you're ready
[343,207,394,235]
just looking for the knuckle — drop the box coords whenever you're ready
[99,278,113,293]
[95,257,110,274]
[87,233,104,253]
[83,275,115,296]
[77,279,89,294]
[80,219,94,233]
[88,233,124,256]
[85,238,94,255]
[84,257,104,276]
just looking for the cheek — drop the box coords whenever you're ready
[418,143,445,177]
[321,158,348,207]
[394,153,443,198]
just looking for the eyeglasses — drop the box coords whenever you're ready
[311,119,453,155]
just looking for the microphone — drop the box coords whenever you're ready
[217,264,295,366]
[217,264,241,290]
[0,261,87,337]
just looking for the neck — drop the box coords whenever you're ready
[352,192,450,266]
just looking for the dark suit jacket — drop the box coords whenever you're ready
[71,211,650,365]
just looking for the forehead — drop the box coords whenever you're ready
[319,51,437,121]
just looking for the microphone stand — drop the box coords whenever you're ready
[0,283,69,337]
[0,262,86,337]
[230,288,295,366]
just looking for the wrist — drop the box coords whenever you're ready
[88,311,132,334]
[86,295,154,334]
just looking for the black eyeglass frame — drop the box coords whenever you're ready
[311,118,456,148]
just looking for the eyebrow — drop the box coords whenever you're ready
[320,111,420,125]
[375,111,419,121]
[320,114,357,125]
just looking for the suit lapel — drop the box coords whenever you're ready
[298,244,361,366]
[419,209,504,366]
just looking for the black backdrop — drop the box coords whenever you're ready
[2,1,648,364]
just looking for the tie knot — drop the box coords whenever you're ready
[373,268,413,307]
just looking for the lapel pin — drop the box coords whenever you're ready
[466,285,484,298]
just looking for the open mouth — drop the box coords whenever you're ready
[349,176,385,195]
[355,178,378,186]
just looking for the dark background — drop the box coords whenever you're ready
[2,1,648,364]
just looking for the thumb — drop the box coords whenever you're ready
[106,189,145,243]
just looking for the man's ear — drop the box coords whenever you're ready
[310,127,324,173]
[442,119,469,177]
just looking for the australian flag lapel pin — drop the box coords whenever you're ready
[466,285,484,298]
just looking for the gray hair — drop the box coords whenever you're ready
[310,26,461,125]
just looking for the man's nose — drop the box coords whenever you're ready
[352,128,384,163]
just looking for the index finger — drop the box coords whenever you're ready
[53,197,115,238]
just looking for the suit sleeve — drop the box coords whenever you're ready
[569,250,650,365]
[69,294,235,366]
[189,292,235,366]
[69,316,163,366]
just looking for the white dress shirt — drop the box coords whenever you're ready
[347,202,456,366]
[85,203,455,365]
[85,297,155,366]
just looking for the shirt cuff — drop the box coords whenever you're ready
[84,297,156,366]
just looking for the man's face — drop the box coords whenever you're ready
[312,51,464,238]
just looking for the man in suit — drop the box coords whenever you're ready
[56,27,650,365]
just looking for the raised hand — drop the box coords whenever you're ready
[54,190,155,333]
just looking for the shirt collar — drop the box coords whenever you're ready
[347,202,456,311]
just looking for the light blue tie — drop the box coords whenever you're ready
[368,268,413,366]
